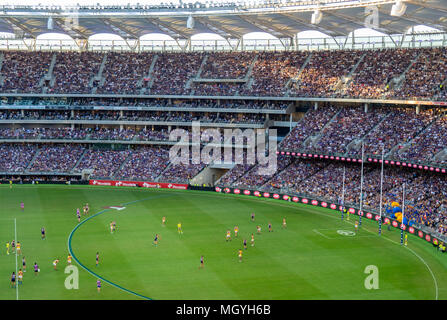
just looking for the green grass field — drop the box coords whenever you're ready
[0,184,445,300]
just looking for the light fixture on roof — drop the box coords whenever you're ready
[311,9,322,24]
[390,0,407,17]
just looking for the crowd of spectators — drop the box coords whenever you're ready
[201,52,255,79]
[29,144,85,173]
[290,50,361,97]
[0,108,272,124]
[0,128,40,139]
[241,51,308,97]
[39,127,89,140]
[0,144,36,172]
[350,107,437,157]
[231,154,293,189]
[264,159,325,192]
[115,147,170,181]
[158,160,206,184]
[0,51,52,93]
[397,113,447,165]
[309,106,388,154]
[0,48,445,98]
[389,48,447,100]
[340,48,420,99]
[49,52,103,94]
[279,105,447,164]
[74,149,131,178]
[98,52,154,94]
[279,105,340,150]
[192,82,245,96]
[150,52,203,95]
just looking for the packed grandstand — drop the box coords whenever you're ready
[0,1,446,244]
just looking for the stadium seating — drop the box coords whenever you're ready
[0,48,445,99]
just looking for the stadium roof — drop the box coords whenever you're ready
[0,0,445,40]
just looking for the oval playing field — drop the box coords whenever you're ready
[0,185,445,300]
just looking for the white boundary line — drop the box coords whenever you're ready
[14,218,18,301]
[358,222,439,301]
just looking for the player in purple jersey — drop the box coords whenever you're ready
[76,208,81,222]
[96,252,99,267]
[97,279,101,293]
[34,262,39,275]
[20,202,24,211]
[41,227,46,240]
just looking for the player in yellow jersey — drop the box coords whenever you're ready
[404,233,408,246]
[16,242,21,255]
[238,249,243,262]
[162,216,166,226]
[251,233,255,247]
[110,222,114,234]
[53,258,60,271]
[354,220,359,233]
[6,241,9,255]
[177,222,183,234]
[67,254,72,265]
[234,226,239,237]
[282,218,287,229]
[17,269,23,285]
[226,230,231,242]
[257,225,261,234]
[9,180,12,189]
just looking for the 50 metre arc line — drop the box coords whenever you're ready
[67,194,173,300]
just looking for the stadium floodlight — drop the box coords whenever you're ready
[390,0,406,17]
[311,9,322,24]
